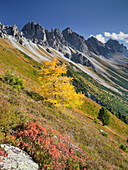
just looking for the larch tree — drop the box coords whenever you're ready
[37,58,84,107]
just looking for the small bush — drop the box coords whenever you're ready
[3,70,24,90]
[119,144,127,152]
[102,132,108,138]
[26,91,44,101]
[33,70,38,75]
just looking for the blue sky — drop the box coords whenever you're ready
[0,0,128,46]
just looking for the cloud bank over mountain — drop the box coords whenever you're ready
[104,32,128,41]
[95,34,106,43]
[92,31,128,47]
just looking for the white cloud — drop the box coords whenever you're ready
[104,31,128,41]
[104,32,111,37]
[95,34,105,43]
[90,31,128,48]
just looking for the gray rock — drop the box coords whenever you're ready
[45,29,58,48]
[105,39,125,53]
[54,28,67,46]
[0,30,4,38]
[86,36,107,56]
[86,36,128,57]
[22,21,46,44]
[71,52,93,67]
[62,27,89,54]
[0,23,23,43]
[0,144,39,170]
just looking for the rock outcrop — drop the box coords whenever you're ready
[105,39,125,53]
[86,36,128,56]
[22,21,46,45]
[0,23,23,40]
[71,52,92,67]
[0,144,39,170]
[0,23,24,45]
[86,36,107,56]
[62,27,89,54]
[22,22,89,54]
[54,28,67,46]
[22,22,68,51]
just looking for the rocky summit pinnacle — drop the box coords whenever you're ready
[21,21,89,54]
[86,36,107,56]
[105,39,125,53]
[22,21,46,45]
[0,23,23,44]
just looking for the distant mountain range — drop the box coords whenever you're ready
[1,21,128,110]
[0,21,128,61]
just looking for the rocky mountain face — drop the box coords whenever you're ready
[21,21,128,58]
[0,23,24,44]
[0,21,128,66]
[86,36,107,56]
[21,22,89,54]
[62,27,89,53]
[86,36,127,56]
[71,52,92,66]
[22,21,46,45]
[105,39,125,53]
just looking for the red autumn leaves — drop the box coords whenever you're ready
[15,122,91,169]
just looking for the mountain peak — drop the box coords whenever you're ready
[105,38,125,53]
[21,21,46,44]
[1,21,127,58]
[87,36,104,45]
[86,36,105,55]
[62,27,72,34]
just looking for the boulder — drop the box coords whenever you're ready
[0,144,39,170]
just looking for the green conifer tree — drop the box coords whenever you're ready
[98,107,110,126]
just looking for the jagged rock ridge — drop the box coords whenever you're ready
[0,21,128,66]
[22,21,46,45]
[86,36,128,57]
[0,23,24,45]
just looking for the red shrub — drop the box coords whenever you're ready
[16,122,91,169]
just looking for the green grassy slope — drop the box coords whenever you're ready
[67,64,128,124]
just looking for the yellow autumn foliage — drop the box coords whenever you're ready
[37,58,84,107]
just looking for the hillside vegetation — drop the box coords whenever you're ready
[0,38,128,169]
[67,64,128,124]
